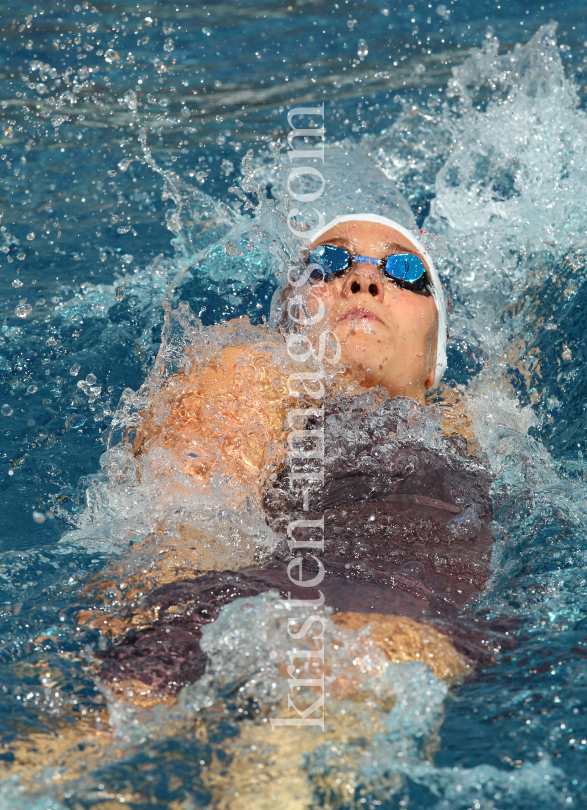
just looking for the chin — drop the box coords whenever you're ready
[341,351,388,388]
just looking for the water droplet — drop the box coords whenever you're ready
[117,225,131,234]
[202,27,212,36]
[26,232,35,241]
[86,373,97,385]
[115,286,124,301]
[32,510,46,524]
[12,279,23,288]
[163,37,175,52]
[1,404,13,417]
[224,240,242,258]
[104,49,119,63]
[27,384,38,394]
[15,301,32,318]
[123,90,138,112]
[69,363,81,376]
[121,254,134,264]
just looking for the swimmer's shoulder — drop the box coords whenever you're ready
[131,327,291,458]
[431,387,482,456]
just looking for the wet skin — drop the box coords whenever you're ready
[305,219,439,405]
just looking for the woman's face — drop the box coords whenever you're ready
[305,220,439,403]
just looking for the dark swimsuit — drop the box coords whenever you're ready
[96,395,495,694]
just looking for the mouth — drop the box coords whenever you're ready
[338,306,385,325]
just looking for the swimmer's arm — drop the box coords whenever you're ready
[139,343,289,490]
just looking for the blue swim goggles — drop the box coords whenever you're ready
[306,244,431,296]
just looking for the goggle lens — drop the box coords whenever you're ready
[308,244,350,281]
[383,253,427,284]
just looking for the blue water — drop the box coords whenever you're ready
[2,0,587,807]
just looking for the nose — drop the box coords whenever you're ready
[341,261,385,302]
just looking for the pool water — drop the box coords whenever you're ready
[2,0,587,807]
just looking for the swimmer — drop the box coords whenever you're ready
[90,152,494,699]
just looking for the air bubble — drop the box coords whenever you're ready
[70,364,81,376]
[163,38,175,52]
[27,384,38,394]
[115,286,124,301]
[104,49,119,63]
[17,252,26,261]
[121,254,134,264]
[12,279,23,288]
[358,39,368,58]
[86,373,97,385]
[26,232,35,241]
[117,225,131,234]
[202,27,212,36]
[32,510,46,524]
[1,404,13,417]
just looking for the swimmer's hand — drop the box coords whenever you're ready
[137,343,289,495]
